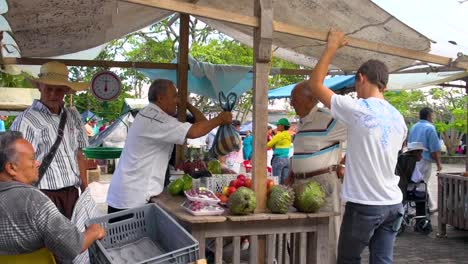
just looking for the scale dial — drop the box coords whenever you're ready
[91,71,122,101]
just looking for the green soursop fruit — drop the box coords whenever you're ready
[228,187,257,215]
[293,181,325,213]
[267,185,295,214]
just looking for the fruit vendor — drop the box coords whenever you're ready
[106,79,232,213]
[267,118,292,184]
[285,81,347,258]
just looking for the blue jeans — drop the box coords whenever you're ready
[271,156,289,184]
[337,202,404,264]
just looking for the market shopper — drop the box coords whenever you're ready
[408,107,442,212]
[242,130,253,160]
[10,61,89,219]
[267,118,292,183]
[308,30,407,263]
[285,81,347,258]
[0,131,105,261]
[223,120,244,174]
[106,79,232,212]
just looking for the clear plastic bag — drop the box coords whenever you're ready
[210,92,241,157]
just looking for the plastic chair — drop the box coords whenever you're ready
[0,248,56,264]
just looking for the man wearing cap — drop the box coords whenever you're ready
[11,61,89,219]
[267,118,292,183]
[285,81,347,259]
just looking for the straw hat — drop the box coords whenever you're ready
[29,61,89,93]
[404,142,428,153]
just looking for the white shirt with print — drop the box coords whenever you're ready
[331,95,407,205]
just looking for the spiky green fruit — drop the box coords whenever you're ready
[293,181,325,213]
[267,185,295,214]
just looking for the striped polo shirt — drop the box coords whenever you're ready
[292,106,347,174]
[11,100,88,190]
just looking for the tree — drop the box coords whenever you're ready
[385,87,467,156]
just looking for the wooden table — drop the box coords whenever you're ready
[151,192,336,264]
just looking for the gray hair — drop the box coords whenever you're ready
[0,131,23,173]
[148,79,175,102]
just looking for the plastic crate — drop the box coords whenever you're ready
[205,174,279,193]
[87,204,199,264]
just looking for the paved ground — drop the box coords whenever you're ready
[90,162,468,263]
[362,163,468,264]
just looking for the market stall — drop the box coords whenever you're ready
[2,0,468,263]
[151,193,335,264]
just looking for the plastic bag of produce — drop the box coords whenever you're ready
[210,92,241,157]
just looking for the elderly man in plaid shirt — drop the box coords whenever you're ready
[0,131,104,261]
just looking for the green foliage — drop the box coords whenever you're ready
[385,88,466,156]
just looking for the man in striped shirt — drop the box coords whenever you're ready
[11,61,89,219]
[286,81,347,259]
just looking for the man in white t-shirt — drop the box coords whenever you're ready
[106,79,232,212]
[307,30,407,264]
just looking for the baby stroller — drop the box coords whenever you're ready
[395,144,433,235]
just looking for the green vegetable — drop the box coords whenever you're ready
[168,178,185,196]
[182,174,193,190]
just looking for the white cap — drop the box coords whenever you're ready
[405,142,428,152]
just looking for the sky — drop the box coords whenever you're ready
[372,0,468,59]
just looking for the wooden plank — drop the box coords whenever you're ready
[460,179,465,229]
[443,177,448,223]
[307,232,317,264]
[227,213,271,222]
[454,178,459,227]
[284,233,291,264]
[232,236,241,264]
[266,234,275,264]
[299,232,307,264]
[273,22,468,69]
[315,217,330,264]
[437,175,445,236]
[249,235,259,264]
[215,237,223,264]
[277,233,283,264]
[123,0,468,69]
[175,14,190,168]
[126,0,258,28]
[252,0,272,214]
[465,181,468,229]
[448,177,454,225]
[191,229,206,259]
[0,57,178,69]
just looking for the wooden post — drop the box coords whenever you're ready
[252,0,272,214]
[253,0,272,263]
[465,78,468,172]
[176,14,190,167]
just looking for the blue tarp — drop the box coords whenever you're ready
[138,56,253,100]
[268,75,355,99]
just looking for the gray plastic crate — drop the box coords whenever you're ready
[87,204,199,264]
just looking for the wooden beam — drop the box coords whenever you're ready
[0,57,177,69]
[175,14,190,167]
[252,0,272,214]
[125,0,468,69]
[125,0,258,28]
